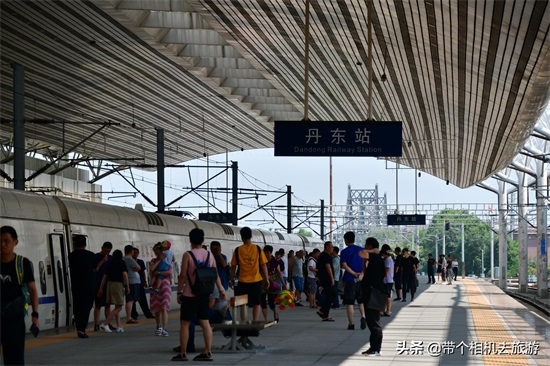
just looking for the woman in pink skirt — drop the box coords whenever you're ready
[149,243,172,337]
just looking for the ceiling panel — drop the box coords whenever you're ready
[1,0,549,188]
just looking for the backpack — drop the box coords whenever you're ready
[15,255,31,314]
[187,251,217,297]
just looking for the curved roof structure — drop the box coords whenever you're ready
[1,0,549,188]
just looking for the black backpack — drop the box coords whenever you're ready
[187,251,217,297]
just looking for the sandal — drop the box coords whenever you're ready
[316,311,325,319]
[322,317,335,322]
[126,319,139,324]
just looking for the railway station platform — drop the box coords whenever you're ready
[22,277,548,366]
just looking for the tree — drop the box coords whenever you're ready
[418,209,517,276]
[297,228,313,237]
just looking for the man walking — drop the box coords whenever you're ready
[426,253,436,284]
[393,247,403,300]
[172,228,226,362]
[122,245,141,324]
[230,227,269,321]
[340,231,366,330]
[316,241,335,321]
[290,250,305,306]
[359,237,385,356]
[131,248,155,320]
[94,242,112,331]
[68,235,96,338]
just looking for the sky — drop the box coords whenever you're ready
[101,148,498,234]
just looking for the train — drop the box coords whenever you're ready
[0,187,321,331]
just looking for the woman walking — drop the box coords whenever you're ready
[97,249,129,333]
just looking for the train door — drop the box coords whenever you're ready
[48,234,70,328]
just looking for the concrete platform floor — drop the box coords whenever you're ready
[20,277,549,366]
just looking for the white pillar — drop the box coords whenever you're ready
[461,223,465,278]
[491,223,495,281]
[497,181,508,290]
[517,172,529,293]
[536,161,548,298]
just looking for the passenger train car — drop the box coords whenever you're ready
[0,188,321,331]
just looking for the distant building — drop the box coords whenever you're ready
[1,155,102,202]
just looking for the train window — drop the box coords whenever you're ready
[56,260,64,293]
[275,232,285,240]
[220,225,234,235]
[39,261,47,295]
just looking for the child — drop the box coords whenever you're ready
[150,240,174,292]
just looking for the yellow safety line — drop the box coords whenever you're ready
[25,313,179,349]
[463,279,529,365]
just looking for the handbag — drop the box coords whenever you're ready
[365,286,387,312]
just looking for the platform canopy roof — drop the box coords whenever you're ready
[1,0,549,188]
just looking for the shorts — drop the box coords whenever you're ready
[106,281,125,306]
[342,281,363,305]
[384,283,394,298]
[394,275,402,290]
[235,281,262,306]
[180,295,210,320]
[126,284,140,302]
[292,276,304,292]
[94,285,107,307]
[437,267,442,273]
[307,277,317,295]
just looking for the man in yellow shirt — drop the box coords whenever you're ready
[230,227,269,321]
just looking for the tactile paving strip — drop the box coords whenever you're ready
[463,279,529,365]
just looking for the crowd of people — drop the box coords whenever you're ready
[1,223,462,363]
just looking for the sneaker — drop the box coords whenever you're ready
[193,352,213,361]
[116,327,124,333]
[99,324,112,333]
[347,324,355,330]
[155,327,163,336]
[173,346,182,353]
[162,330,169,337]
[393,298,401,301]
[360,317,367,330]
[401,298,407,302]
[171,353,188,362]
[382,312,391,317]
[295,302,304,307]
[362,349,381,356]
[94,324,100,332]
[108,324,117,331]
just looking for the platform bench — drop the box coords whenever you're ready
[212,294,276,351]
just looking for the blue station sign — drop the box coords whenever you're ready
[274,121,402,157]
[387,214,426,226]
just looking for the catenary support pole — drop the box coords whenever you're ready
[13,63,25,190]
[156,128,165,213]
[320,199,325,240]
[232,161,238,226]
[287,186,292,234]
